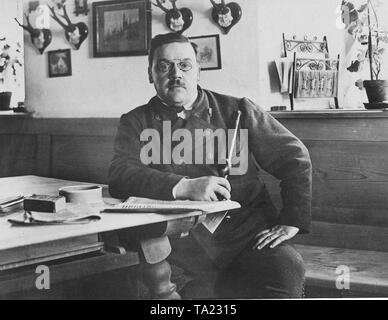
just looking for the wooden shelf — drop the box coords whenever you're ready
[0,112,31,118]
[270,109,388,119]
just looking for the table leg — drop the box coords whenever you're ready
[140,235,181,299]
[142,259,181,299]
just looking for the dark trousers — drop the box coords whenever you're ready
[169,235,305,299]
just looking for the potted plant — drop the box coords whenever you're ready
[341,0,388,106]
[0,38,23,110]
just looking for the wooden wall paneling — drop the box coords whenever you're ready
[307,140,388,211]
[293,221,388,252]
[306,140,388,183]
[35,134,52,177]
[0,134,39,177]
[0,118,119,136]
[260,174,388,227]
[261,138,388,226]
[279,118,388,142]
[51,135,115,184]
[31,118,119,137]
[311,206,388,228]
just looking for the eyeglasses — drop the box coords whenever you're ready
[156,59,193,73]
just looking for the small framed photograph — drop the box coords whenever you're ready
[48,49,72,78]
[92,0,151,57]
[189,34,222,71]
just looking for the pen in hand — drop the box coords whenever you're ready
[216,110,241,201]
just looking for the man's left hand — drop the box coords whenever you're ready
[252,225,299,250]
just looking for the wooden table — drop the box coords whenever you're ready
[0,176,207,299]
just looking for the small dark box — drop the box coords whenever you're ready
[23,194,66,213]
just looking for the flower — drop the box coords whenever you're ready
[341,0,388,80]
[0,38,23,92]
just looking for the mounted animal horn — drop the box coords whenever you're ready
[15,15,52,54]
[49,4,88,50]
[210,0,242,34]
[152,0,193,33]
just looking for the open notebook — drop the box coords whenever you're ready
[103,197,241,233]
[103,197,240,214]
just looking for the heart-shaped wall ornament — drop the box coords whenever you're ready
[65,22,88,50]
[49,5,88,50]
[165,7,193,33]
[153,0,193,33]
[32,29,53,54]
[210,0,242,34]
[15,17,52,54]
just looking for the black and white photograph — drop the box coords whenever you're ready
[93,0,151,57]
[189,34,221,70]
[48,49,72,78]
[1,0,388,308]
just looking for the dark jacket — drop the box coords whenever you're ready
[109,87,312,268]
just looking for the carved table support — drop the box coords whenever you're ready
[139,235,180,299]
[140,215,204,299]
[142,258,181,300]
[102,215,205,299]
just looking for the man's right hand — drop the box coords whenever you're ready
[174,176,231,201]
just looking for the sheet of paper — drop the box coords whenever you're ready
[202,211,228,234]
[7,203,101,226]
[275,58,291,93]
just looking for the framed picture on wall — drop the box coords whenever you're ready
[92,0,151,57]
[189,34,222,71]
[48,49,72,78]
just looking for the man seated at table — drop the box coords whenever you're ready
[108,32,312,298]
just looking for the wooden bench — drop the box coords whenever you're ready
[295,244,388,297]
[289,219,388,297]
[263,177,388,297]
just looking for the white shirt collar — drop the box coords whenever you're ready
[157,93,198,119]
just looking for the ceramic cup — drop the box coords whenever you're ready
[58,185,103,204]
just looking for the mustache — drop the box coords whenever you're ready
[168,79,186,87]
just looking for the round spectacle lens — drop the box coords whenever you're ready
[177,61,192,71]
[156,61,193,73]
[157,61,171,73]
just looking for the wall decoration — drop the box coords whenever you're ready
[189,34,221,71]
[32,4,51,29]
[209,0,242,34]
[92,0,151,58]
[152,0,193,33]
[282,34,340,110]
[48,49,72,77]
[15,12,52,54]
[74,0,89,16]
[28,1,40,13]
[49,4,89,50]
